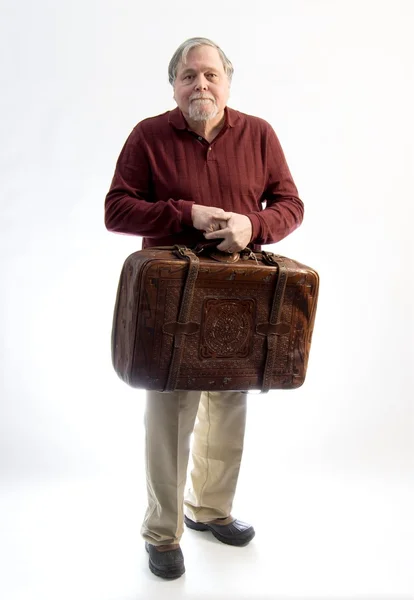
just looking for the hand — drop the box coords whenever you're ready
[204,213,253,252]
[191,204,232,232]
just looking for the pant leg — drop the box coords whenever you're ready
[141,390,201,545]
[184,391,247,522]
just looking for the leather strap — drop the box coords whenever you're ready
[261,253,288,393]
[164,246,200,391]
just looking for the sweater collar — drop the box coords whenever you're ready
[168,106,240,130]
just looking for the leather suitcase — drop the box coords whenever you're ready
[111,245,319,392]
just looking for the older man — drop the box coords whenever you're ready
[105,37,304,579]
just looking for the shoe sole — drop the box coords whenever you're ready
[184,518,255,547]
[148,560,185,579]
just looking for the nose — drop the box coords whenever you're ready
[194,75,208,91]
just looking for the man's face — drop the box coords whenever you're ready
[173,45,230,122]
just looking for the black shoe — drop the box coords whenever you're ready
[184,516,255,546]
[145,542,185,579]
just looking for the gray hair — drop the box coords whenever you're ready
[168,37,234,85]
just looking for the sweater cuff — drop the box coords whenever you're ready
[247,212,261,243]
[180,200,195,227]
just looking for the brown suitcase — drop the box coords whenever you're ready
[111,245,319,392]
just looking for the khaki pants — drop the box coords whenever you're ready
[141,390,247,546]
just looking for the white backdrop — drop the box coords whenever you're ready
[1,1,413,599]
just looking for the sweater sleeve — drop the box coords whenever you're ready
[104,127,194,237]
[247,125,304,245]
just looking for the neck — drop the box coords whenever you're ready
[186,110,226,142]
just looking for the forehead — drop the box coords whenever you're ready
[177,45,225,74]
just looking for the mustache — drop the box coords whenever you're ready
[190,94,215,102]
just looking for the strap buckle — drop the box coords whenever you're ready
[173,245,189,259]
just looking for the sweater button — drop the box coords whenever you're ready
[208,147,212,151]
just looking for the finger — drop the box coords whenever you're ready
[204,228,230,240]
[213,211,232,220]
[207,219,227,231]
[215,240,229,251]
[209,219,228,231]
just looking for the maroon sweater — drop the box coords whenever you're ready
[105,106,304,250]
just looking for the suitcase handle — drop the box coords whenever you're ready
[193,241,257,263]
[193,240,239,261]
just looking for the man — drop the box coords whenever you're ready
[105,37,304,579]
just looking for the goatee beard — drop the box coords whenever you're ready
[189,98,219,122]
